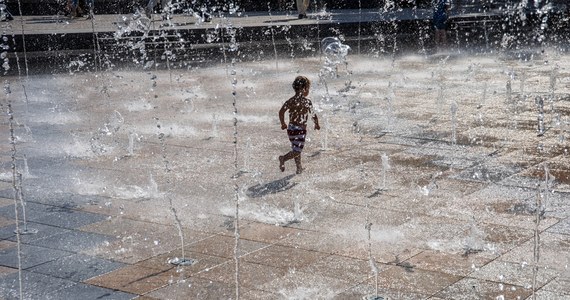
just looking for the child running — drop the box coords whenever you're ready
[278,76,320,174]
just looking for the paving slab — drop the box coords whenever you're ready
[27,253,126,282]
[433,277,532,299]
[241,244,328,271]
[335,278,431,300]
[298,254,373,284]
[45,283,137,300]
[0,222,71,243]
[84,264,179,295]
[0,271,76,300]
[31,209,108,229]
[375,265,463,296]
[0,201,62,222]
[0,265,17,276]
[0,244,73,270]
[27,230,115,253]
[469,260,559,290]
[546,216,570,235]
[137,250,229,274]
[81,216,214,263]
[187,234,270,259]
[145,275,237,300]
[499,231,570,273]
[257,270,354,298]
[194,259,289,290]
[539,277,570,296]
[403,249,494,277]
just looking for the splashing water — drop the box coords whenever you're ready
[436,81,445,118]
[365,221,383,300]
[115,13,151,38]
[450,100,458,145]
[91,110,124,155]
[167,205,196,266]
[210,113,218,139]
[147,172,160,198]
[386,81,395,130]
[267,11,279,70]
[368,257,380,295]
[321,114,329,150]
[127,131,138,156]
[506,75,512,104]
[156,117,196,266]
[242,137,251,172]
[14,173,37,235]
[292,199,304,223]
[464,218,486,254]
[19,154,30,178]
[549,65,558,97]
[519,71,527,105]
[536,96,545,136]
[320,37,351,78]
[6,100,24,299]
[220,201,307,227]
[380,153,390,190]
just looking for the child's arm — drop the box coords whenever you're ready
[313,114,320,130]
[279,104,288,130]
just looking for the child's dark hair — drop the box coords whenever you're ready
[292,76,310,93]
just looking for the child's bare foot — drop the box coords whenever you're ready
[279,156,285,172]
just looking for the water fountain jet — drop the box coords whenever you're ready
[450,100,458,145]
[320,37,351,78]
[364,221,384,300]
[14,173,37,235]
[167,204,197,266]
[379,153,390,191]
[536,96,545,136]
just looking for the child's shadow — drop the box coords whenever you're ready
[246,175,296,198]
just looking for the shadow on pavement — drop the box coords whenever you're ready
[246,174,296,198]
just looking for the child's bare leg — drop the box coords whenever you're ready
[279,155,285,172]
[279,151,299,172]
[294,155,303,174]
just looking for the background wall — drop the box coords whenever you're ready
[6,0,565,16]
[6,0,434,16]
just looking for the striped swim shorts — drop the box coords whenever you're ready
[287,124,307,153]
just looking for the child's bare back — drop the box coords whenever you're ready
[280,96,314,128]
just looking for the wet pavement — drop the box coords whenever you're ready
[0,6,570,300]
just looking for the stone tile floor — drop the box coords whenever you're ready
[0,45,570,300]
